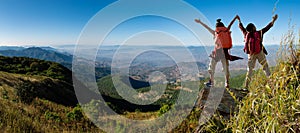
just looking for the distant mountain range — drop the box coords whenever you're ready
[0,46,111,79]
[0,45,280,81]
[0,47,72,65]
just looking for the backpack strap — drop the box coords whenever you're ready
[247,33,251,54]
[260,30,268,55]
[215,27,229,34]
[260,30,263,44]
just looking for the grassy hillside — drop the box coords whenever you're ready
[194,31,300,132]
[225,38,300,132]
[0,72,77,106]
[0,71,101,132]
[0,55,109,132]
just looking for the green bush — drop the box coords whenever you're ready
[66,105,84,121]
[44,111,61,122]
[2,90,9,100]
[158,104,172,116]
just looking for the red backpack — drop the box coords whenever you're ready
[244,31,262,54]
[215,27,232,49]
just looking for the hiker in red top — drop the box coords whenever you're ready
[237,14,278,90]
[195,15,241,88]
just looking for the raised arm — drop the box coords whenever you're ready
[261,14,278,34]
[195,19,215,35]
[227,15,238,30]
[237,15,247,36]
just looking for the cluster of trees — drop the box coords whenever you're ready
[97,75,185,113]
[0,56,72,83]
[15,78,78,106]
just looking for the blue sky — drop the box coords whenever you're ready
[0,0,299,46]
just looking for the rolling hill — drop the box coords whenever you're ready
[0,47,112,79]
[0,47,73,64]
[0,55,88,106]
[0,55,72,83]
[0,55,161,114]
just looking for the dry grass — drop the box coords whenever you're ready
[0,71,102,133]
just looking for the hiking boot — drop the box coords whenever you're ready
[239,88,249,92]
[204,81,213,87]
[225,83,230,88]
[242,88,249,91]
[235,88,248,92]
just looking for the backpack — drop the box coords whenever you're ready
[244,31,262,54]
[215,27,232,49]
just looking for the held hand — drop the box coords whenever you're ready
[195,19,201,23]
[236,15,241,23]
[235,15,239,20]
[273,14,278,22]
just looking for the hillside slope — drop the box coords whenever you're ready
[0,56,104,132]
[0,72,100,132]
[0,71,78,106]
[0,55,103,106]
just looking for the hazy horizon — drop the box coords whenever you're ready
[0,43,283,47]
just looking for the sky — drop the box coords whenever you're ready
[0,0,299,46]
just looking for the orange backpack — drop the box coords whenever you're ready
[215,27,232,49]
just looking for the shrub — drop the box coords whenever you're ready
[16,82,37,104]
[66,105,84,121]
[158,104,172,116]
[2,89,9,100]
[44,111,61,122]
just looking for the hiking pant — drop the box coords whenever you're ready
[208,58,229,85]
[245,50,271,88]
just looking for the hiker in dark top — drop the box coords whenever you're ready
[237,14,278,90]
[195,15,241,88]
